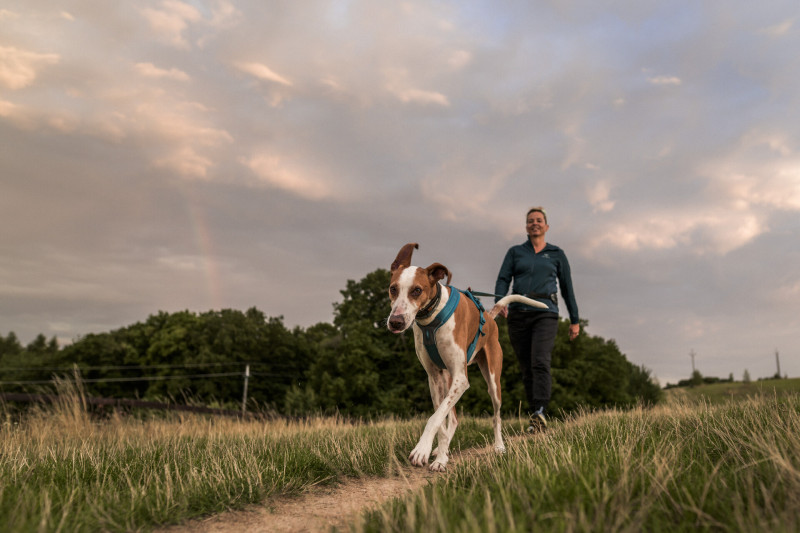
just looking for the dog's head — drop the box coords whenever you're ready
[386,243,452,333]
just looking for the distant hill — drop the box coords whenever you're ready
[665,377,800,406]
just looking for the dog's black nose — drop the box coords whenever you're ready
[388,315,406,332]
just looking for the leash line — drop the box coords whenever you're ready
[467,290,503,299]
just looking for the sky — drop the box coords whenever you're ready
[1,0,799,386]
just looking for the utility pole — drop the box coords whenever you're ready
[775,349,781,378]
[242,364,250,416]
[689,349,696,373]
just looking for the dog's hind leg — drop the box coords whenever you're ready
[477,347,506,454]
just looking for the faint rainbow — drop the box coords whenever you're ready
[183,189,223,310]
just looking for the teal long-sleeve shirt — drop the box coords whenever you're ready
[494,240,580,324]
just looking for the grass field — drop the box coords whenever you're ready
[0,381,499,533]
[356,393,800,532]
[2,379,799,532]
[665,377,800,405]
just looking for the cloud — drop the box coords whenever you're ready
[156,254,207,272]
[383,68,450,106]
[154,146,215,178]
[712,169,800,211]
[772,278,800,304]
[2,0,800,387]
[589,207,766,256]
[243,153,336,200]
[587,180,615,213]
[0,99,23,124]
[209,1,241,27]
[702,131,800,211]
[233,61,295,106]
[234,61,293,86]
[448,50,472,70]
[140,0,202,49]
[133,101,234,178]
[0,46,60,90]
[135,62,190,82]
[0,9,19,21]
[390,87,451,106]
[647,75,682,86]
[759,18,793,37]
[0,98,77,131]
[422,158,519,229]
[0,80,234,181]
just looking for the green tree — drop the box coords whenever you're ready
[57,308,315,410]
[25,333,60,359]
[303,269,425,416]
[0,333,62,392]
[135,309,301,408]
[627,364,663,406]
[237,313,312,410]
[305,269,661,418]
[60,332,142,398]
[0,332,25,382]
[140,310,206,401]
[0,332,23,360]
[15,268,661,417]
[549,322,635,413]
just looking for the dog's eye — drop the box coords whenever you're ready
[389,285,398,296]
[411,287,422,297]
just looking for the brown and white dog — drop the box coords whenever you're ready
[386,243,548,471]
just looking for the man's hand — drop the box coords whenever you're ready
[569,323,580,341]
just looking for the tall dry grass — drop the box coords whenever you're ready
[0,377,499,533]
[357,393,800,532]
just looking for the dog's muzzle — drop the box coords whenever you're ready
[387,315,407,333]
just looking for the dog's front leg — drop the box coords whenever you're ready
[409,372,470,471]
[430,406,458,472]
[428,372,448,458]
[430,372,459,471]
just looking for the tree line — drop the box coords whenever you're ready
[0,268,662,417]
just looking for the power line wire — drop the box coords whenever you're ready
[0,372,244,386]
[0,361,275,373]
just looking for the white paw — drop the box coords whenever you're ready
[409,444,432,467]
[494,444,506,454]
[429,459,447,472]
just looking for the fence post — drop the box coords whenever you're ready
[242,364,250,416]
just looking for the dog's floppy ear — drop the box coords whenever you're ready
[425,263,452,285]
[391,243,419,272]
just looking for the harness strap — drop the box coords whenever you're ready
[463,289,486,361]
[417,286,485,370]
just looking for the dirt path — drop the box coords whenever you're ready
[158,443,503,533]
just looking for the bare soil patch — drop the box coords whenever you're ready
[157,442,503,533]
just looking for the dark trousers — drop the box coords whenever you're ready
[507,311,559,414]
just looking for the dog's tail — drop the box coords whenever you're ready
[488,294,549,319]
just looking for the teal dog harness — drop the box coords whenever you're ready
[416,286,486,370]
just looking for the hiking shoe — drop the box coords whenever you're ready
[526,410,547,433]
